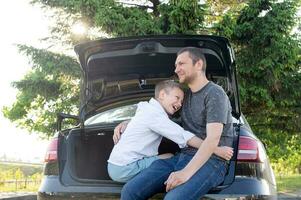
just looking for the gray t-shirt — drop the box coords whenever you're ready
[181,81,234,159]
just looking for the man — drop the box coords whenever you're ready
[117,47,234,200]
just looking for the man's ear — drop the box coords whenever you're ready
[196,59,203,71]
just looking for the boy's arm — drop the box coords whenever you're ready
[113,114,194,147]
[186,136,203,148]
[187,137,233,161]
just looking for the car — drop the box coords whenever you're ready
[38,35,277,200]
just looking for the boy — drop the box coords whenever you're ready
[107,80,233,183]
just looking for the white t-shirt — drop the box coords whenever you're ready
[108,98,195,166]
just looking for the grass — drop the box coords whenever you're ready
[0,184,39,192]
[0,161,42,192]
[276,174,301,193]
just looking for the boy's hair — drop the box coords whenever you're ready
[177,47,207,72]
[154,80,182,99]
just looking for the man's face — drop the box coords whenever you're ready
[174,52,199,84]
[159,87,184,115]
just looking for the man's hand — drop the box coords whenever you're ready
[214,146,233,161]
[164,170,191,192]
[113,120,129,144]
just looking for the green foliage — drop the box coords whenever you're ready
[242,0,301,170]
[93,2,161,36]
[2,45,80,138]
[206,0,247,28]
[6,0,209,137]
[256,130,301,174]
[215,0,301,134]
[0,162,43,179]
[0,162,42,191]
[33,0,206,37]
[166,0,206,34]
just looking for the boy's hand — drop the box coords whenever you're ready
[113,120,129,144]
[214,146,233,161]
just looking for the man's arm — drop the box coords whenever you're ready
[165,122,223,192]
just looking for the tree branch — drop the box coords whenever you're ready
[149,0,160,16]
[116,1,153,9]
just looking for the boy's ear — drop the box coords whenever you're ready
[158,90,165,100]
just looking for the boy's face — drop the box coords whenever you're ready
[158,87,184,115]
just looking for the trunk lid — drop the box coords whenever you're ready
[74,35,240,122]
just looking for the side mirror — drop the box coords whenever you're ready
[57,113,79,131]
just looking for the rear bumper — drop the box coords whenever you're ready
[38,176,277,200]
[38,193,277,200]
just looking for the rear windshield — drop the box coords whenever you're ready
[84,104,137,125]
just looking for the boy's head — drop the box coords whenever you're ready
[154,80,184,115]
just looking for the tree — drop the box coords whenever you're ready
[3,0,207,137]
[215,0,301,173]
[3,0,301,142]
[3,45,80,138]
[217,0,301,133]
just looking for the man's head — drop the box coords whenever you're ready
[175,47,207,84]
[155,80,184,115]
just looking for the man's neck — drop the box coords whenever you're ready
[188,75,209,93]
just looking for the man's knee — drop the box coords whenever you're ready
[164,189,183,200]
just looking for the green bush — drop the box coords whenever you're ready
[256,131,301,175]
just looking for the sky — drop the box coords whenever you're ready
[0,0,51,163]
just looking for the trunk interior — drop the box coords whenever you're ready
[66,126,181,181]
[63,123,238,188]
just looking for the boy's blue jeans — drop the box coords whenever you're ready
[121,153,227,200]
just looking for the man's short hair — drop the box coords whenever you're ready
[154,80,182,99]
[177,47,207,72]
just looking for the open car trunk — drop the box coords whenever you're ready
[60,121,239,190]
[63,124,183,181]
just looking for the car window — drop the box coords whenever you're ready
[84,104,138,125]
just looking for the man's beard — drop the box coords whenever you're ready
[181,73,197,85]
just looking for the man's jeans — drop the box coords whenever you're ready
[121,153,227,200]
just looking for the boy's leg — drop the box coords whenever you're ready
[107,162,139,183]
[164,157,227,200]
[121,154,179,200]
[108,156,159,183]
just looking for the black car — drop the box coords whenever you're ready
[38,35,277,200]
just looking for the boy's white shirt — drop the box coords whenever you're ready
[108,98,195,166]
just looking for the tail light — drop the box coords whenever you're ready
[44,137,58,162]
[237,136,265,162]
